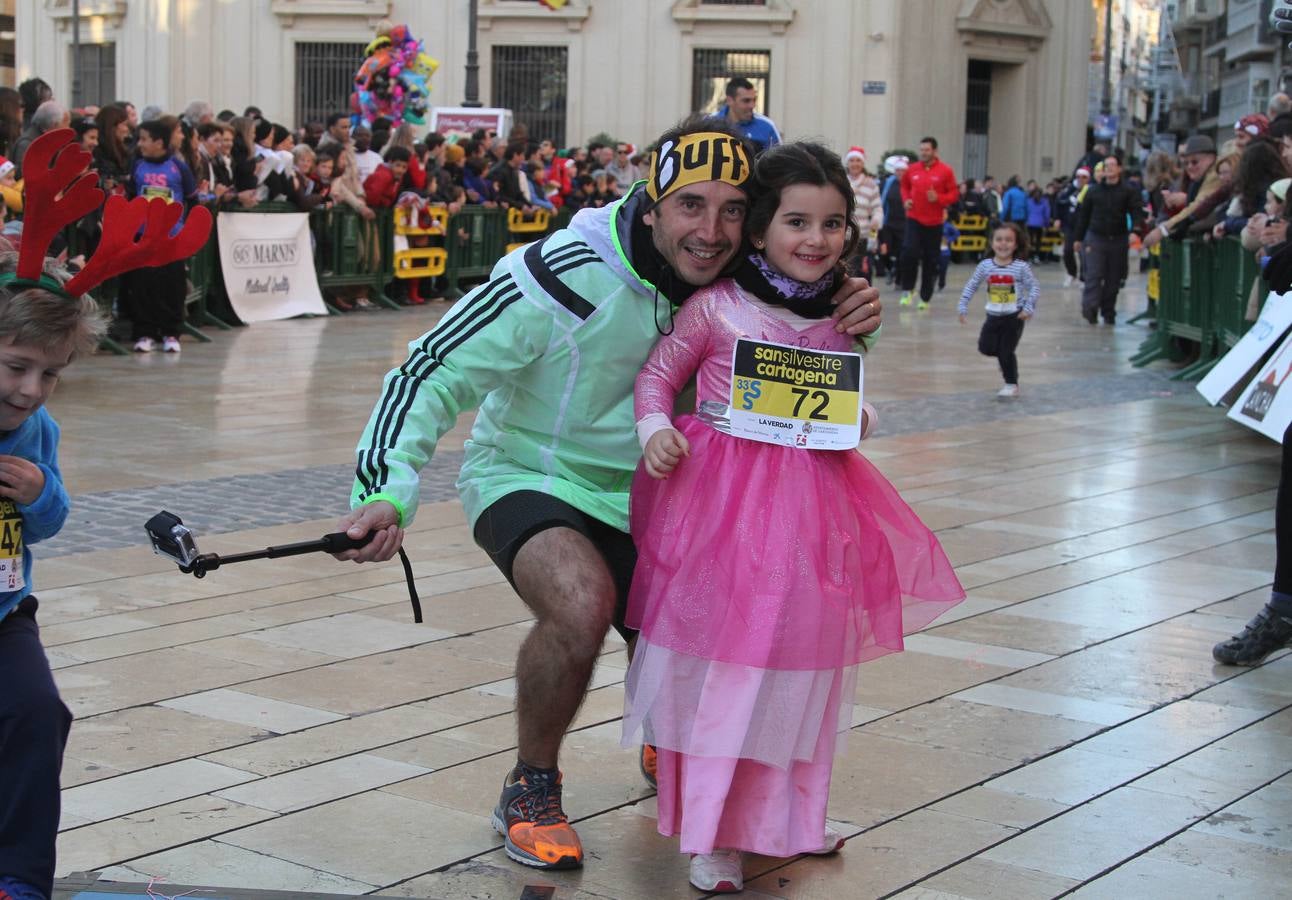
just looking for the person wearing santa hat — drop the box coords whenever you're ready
[878,154,909,282]
[844,147,882,277]
[0,156,19,218]
[1233,113,1270,151]
[1056,166,1091,287]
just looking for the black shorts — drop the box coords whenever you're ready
[473,490,637,641]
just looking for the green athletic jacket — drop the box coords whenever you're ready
[351,187,664,532]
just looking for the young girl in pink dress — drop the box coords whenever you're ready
[622,142,965,893]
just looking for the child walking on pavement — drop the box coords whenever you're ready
[958,222,1038,399]
[0,127,210,900]
[622,141,964,893]
[0,247,104,900]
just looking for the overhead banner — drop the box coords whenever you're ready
[1198,292,1292,405]
[1228,328,1292,442]
[217,212,327,322]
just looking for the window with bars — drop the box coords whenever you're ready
[691,49,770,114]
[295,41,367,127]
[492,45,569,145]
[72,43,116,108]
[0,16,14,70]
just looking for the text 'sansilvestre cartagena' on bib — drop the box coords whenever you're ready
[728,338,863,450]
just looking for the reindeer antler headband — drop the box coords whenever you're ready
[0,128,214,299]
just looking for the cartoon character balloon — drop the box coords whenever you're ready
[352,21,440,127]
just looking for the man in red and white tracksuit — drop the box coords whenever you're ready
[899,136,959,309]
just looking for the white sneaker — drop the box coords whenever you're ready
[690,849,743,893]
[997,384,1020,399]
[161,336,182,353]
[1062,274,1075,287]
[132,337,155,353]
[804,827,846,856]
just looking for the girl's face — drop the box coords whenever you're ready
[846,157,864,177]
[169,127,183,151]
[297,155,314,176]
[760,183,848,282]
[1266,190,1283,218]
[116,119,130,140]
[992,227,1018,260]
[1217,159,1233,185]
[79,127,99,151]
[315,159,334,179]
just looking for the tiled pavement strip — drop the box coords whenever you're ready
[37,371,1191,558]
[42,261,1292,898]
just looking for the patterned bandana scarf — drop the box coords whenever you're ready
[733,252,838,319]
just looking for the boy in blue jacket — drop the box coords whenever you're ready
[0,253,105,900]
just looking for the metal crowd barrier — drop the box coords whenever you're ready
[80,200,579,351]
[1130,236,1260,380]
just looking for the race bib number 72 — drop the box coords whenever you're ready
[728,338,863,450]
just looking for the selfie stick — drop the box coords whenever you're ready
[145,511,423,623]
[178,531,375,578]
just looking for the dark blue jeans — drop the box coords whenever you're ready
[0,598,72,898]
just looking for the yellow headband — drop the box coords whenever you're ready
[646,132,753,203]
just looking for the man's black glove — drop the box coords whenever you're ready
[1262,241,1292,294]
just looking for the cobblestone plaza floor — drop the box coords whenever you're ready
[41,260,1292,898]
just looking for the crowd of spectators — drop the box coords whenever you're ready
[8,72,1282,328]
[0,88,654,226]
[0,76,668,315]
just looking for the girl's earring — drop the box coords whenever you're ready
[753,239,764,248]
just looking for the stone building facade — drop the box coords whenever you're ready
[17,0,1092,182]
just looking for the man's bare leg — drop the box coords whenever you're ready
[509,527,617,769]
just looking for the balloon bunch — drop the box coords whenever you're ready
[351,21,440,127]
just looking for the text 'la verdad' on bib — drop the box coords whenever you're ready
[727,338,863,450]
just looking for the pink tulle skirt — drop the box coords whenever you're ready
[622,416,964,853]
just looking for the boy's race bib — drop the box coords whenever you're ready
[0,499,24,592]
[728,338,863,450]
[142,185,176,203]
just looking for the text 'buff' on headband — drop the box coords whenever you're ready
[646,132,753,204]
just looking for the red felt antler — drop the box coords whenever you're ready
[16,128,104,280]
[63,196,214,297]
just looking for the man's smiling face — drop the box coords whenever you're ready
[643,181,748,286]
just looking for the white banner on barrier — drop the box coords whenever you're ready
[1198,292,1292,405]
[1228,328,1292,442]
[217,211,327,322]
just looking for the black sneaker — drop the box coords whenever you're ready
[490,765,583,869]
[1212,606,1292,666]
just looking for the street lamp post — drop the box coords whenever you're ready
[1101,0,1114,117]
[71,0,82,108]
[464,0,482,108]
